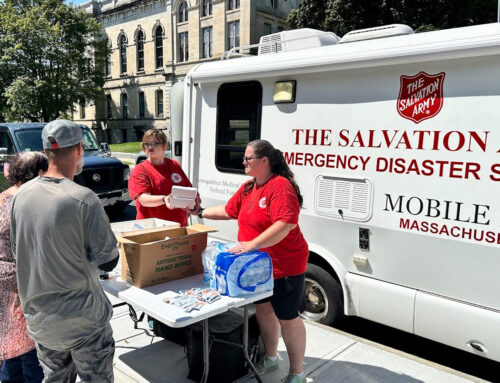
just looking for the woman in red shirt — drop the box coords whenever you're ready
[129,129,193,226]
[192,140,308,383]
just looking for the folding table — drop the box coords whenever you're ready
[101,273,272,383]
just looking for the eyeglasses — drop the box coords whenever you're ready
[242,156,262,162]
[143,142,161,148]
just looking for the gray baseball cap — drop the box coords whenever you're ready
[42,119,83,149]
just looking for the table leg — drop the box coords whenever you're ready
[201,319,210,383]
[127,304,145,330]
[234,305,263,383]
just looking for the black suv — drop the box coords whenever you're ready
[0,123,131,215]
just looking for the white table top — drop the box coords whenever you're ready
[101,273,272,328]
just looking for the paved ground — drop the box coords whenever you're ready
[105,292,488,383]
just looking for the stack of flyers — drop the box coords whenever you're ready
[163,288,221,312]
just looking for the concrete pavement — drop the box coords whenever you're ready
[105,292,488,383]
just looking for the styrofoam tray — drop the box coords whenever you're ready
[111,218,180,238]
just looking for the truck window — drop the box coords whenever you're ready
[216,81,262,173]
[0,131,15,154]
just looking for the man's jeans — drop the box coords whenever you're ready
[1,348,44,383]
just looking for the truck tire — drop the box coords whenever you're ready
[302,263,344,326]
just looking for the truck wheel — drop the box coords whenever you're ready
[302,263,344,326]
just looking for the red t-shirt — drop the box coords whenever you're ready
[225,175,308,279]
[128,159,192,226]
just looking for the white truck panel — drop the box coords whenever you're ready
[184,23,500,362]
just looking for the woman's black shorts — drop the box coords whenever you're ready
[255,273,305,320]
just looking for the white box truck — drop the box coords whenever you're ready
[170,22,500,362]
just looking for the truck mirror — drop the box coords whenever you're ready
[0,148,9,162]
[99,142,111,154]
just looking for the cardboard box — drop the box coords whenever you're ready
[111,218,180,239]
[118,224,216,288]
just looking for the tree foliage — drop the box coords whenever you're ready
[287,0,498,37]
[0,0,107,122]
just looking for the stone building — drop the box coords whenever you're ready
[76,0,302,143]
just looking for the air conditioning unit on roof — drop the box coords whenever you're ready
[340,24,414,44]
[258,28,340,55]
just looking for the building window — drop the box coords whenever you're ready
[202,27,213,58]
[106,95,112,119]
[136,30,144,72]
[179,32,189,62]
[270,0,278,9]
[105,38,112,77]
[264,23,272,36]
[228,21,240,49]
[120,34,127,74]
[202,0,212,16]
[156,90,164,118]
[79,100,86,119]
[121,93,128,119]
[179,2,188,22]
[228,0,240,10]
[139,92,145,118]
[155,26,164,68]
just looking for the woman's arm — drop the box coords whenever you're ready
[230,220,296,254]
[196,205,232,220]
[137,193,167,208]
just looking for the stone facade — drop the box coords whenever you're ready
[76,0,301,143]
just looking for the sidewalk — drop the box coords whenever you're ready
[112,151,136,160]
[107,293,487,383]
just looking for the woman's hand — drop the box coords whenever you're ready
[230,241,258,254]
[189,193,202,215]
[164,194,173,209]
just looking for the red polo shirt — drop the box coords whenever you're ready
[128,159,192,226]
[225,175,308,279]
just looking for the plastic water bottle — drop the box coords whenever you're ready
[202,241,220,284]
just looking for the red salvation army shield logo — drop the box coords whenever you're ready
[397,71,445,124]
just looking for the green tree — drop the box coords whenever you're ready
[0,0,107,122]
[287,0,498,37]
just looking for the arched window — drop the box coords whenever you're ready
[179,2,188,22]
[178,32,188,62]
[105,37,112,76]
[202,0,212,16]
[106,94,112,119]
[156,90,164,118]
[139,92,145,118]
[121,93,128,118]
[120,34,127,74]
[136,30,144,72]
[155,26,163,68]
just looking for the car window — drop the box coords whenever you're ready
[14,127,99,152]
[14,129,44,152]
[81,127,99,151]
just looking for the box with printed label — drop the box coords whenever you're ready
[118,224,217,288]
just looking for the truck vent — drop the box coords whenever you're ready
[314,175,373,222]
[258,28,339,55]
[259,33,284,55]
[340,24,414,44]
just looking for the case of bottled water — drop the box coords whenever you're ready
[215,251,274,297]
[202,241,237,288]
